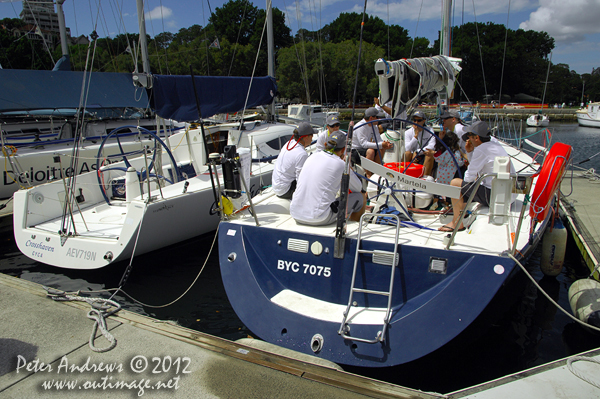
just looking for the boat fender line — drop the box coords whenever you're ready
[567,356,600,389]
[44,287,121,352]
[508,253,600,334]
[529,142,572,223]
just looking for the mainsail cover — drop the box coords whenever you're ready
[0,69,149,112]
[151,75,277,122]
[375,55,461,117]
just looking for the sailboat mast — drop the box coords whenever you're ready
[266,0,275,117]
[136,0,151,74]
[441,0,452,57]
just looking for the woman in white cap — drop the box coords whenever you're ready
[272,121,316,199]
[291,130,366,225]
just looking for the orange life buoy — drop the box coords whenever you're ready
[529,142,572,223]
[384,162,424,178]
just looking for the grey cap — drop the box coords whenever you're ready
[461,121,490,141]
[364,107,379,118]
[439,110,460,120]
[326,114,340,126]
[412,111,426,120]
[326,132,347,150]
[296,121,317,137]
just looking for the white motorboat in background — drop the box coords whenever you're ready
[577,102,600,128]
[527,112,550,127]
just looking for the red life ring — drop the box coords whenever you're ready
[384,162,424,178]
[529,142,572,223]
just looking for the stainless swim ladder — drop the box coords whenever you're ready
[338,213,401,343]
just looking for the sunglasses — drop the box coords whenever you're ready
[330,123,340,127]
[413,118,424,122]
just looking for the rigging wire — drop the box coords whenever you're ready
[498,0,511,106]
[410,0,424,59]
[471,0,489,104]
[227,0,250,76]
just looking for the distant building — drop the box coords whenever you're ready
[15,1,89,48]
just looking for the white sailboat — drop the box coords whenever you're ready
[526,53,551,128]
[12,0,301,269]
[217,0,571,368]
[0,1,177,199]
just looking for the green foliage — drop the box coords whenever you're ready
[3,3,599,104]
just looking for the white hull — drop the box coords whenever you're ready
[526,114,549,127]
[1,120,183,199]
[577,102,600,128]
[13,121,298,269]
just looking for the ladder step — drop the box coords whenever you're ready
[357,249,397,256]
[351,288,390,296]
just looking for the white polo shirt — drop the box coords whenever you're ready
[404,126,436,154]
[290,150,362,224]
[271,141,308,196]
[464,141,514,188]
[351,118,383,150]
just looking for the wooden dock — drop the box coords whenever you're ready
[0,273,440,399]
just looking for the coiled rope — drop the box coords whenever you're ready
[44,287,121,353]
[566,356,600,389]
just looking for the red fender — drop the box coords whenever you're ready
[529,142,572,223]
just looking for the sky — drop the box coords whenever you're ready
[1,0,599,75]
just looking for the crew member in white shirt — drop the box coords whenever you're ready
[290,130,366,225]
[316,114,341,151]
[272,121,315,199]
[404,111,436,176]
[351,107,392,178]
[440,110,469,158]
[438,121,514,232]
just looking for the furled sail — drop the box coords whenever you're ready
[374,55,461,117]
[0,70,149,112]
[150,75,277,122]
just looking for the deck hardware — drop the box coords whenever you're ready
[287,238,309,253]
[277,240,281,245]
[32,192,44,204]
[311,334,324,353]
[227,252,237,262]
[311,241,323,256]
[103,251,113,262]
[429,257,447,274]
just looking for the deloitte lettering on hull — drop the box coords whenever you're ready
[0,133,170,199]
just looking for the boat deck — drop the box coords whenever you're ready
[31,201,128,240]
[229,188,530,258]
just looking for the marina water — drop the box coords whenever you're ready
[1,122,598,393]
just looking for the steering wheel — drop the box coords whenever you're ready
[95,126,181,204]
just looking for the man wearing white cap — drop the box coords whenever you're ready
[272,121,316,199]
[438,121,514,232]
[291,130,366,225]
[352,107,392,177]
[316,114,342,151]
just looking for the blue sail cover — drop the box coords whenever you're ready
[0,69,149,112]
[151,75,277,122]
